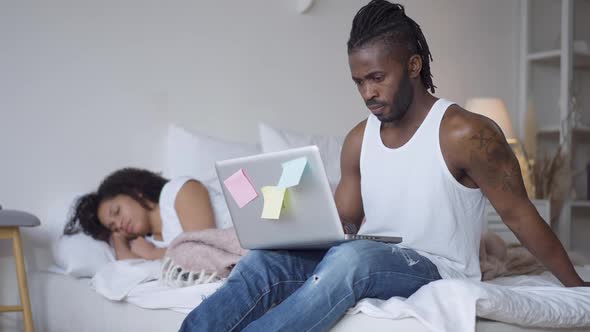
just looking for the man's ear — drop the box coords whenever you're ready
[408,54,422,79]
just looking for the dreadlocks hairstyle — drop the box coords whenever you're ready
[347,0,436,93]
[63,168,168,243]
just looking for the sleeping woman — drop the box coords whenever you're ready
[63,168,216,260]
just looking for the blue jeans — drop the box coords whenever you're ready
[180,240,441,332]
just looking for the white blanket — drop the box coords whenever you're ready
[90,259,222,313]
[90,260,590,330]
[349,266,590,332]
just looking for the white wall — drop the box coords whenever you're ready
[0,0,520,305]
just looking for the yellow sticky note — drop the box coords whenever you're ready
[261,186,286,220]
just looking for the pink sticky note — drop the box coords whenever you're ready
[223,169,258,208]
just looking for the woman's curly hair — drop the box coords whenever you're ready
[63,168,168,243]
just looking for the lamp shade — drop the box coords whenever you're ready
[465,98,516,140]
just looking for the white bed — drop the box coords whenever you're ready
[13,125,589,332]
[23,269,590,332]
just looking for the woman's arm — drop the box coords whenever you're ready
[175,180,216,232]
[111,233,142,260]
[129,237,167,260]
[112,233,167,260]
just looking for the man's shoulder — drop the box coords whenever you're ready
[347,118,368,140]
[440,104,503,168]
[340,119,368,167]
[441,104,498,143]
[341,118,368,150]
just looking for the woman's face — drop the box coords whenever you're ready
[97,195,152,239]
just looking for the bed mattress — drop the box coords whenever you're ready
[23,271,590,332]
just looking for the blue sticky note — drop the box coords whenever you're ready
[277,157,308,188]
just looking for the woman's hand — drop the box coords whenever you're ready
[110,231,127,243]
[129,237,166,260]
[110,232,141,260]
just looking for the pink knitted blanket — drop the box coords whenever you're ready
[161,227,248,287]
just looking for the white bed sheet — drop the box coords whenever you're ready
[28,271,424,332]
[350,267,590,332]
[83,260,590,332]
[25,268,590,332]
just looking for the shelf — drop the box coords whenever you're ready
[571,200,590,211]
[527,49,562,61]
[527,50,590,69]
[537,126,590,141]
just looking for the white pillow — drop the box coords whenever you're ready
[163,124,260,190]
[52,232,116,278]
[258,122,344,186]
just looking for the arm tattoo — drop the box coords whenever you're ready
[469,128,525,194]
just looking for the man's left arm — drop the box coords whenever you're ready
[460,116,587,287]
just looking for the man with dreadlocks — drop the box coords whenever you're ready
[181,1,588,331]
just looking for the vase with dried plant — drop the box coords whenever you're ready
[533,143,571,225]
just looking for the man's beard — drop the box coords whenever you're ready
[380,69,414,123]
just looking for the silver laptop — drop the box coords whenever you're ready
[215,145,402,249]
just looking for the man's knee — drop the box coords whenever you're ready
[329,240,375,259]
[324,240,396,273]
[323,240,374,270]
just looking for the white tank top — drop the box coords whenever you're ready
[359,98,486,280]
[148,176,233,248]
[158,176,191,245]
